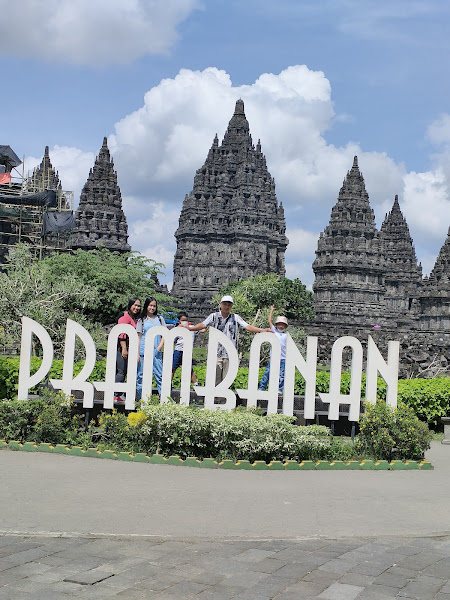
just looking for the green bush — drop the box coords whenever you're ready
[396,378,450,426]
[2,353,449,428]
[0,391,85,446]
[355,400,433,461]
[122,404,337,462]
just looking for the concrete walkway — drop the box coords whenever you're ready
[0,443,449,598]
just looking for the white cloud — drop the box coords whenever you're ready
[427,113,450,146]
[40,66,449,286]
[127,201,179,281]
[0,0,200,65]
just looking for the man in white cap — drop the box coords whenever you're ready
[190,295,272,384]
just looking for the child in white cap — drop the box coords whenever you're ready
[258,305,288,393]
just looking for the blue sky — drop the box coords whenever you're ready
[1,0,449,288]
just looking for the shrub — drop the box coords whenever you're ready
[132,404,336,462]
[355,400,433,461]
[0,391,84,446]
[397,377,450,426]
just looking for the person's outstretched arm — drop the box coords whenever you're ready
[268,305,275,329]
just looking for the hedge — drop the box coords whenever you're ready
[0,357,448,425]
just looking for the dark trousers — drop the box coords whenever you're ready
[115,350,128,396]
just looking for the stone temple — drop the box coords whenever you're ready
[310,157,449,374]
[71,138,130,253]
[312,157,449,332]
[172,99,288,306]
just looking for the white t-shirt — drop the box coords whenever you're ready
[174,328,196,351]
[270,324,287,360]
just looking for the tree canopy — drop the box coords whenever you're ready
[43,246,173,324]
[213,273,315,323]
[0,245,175,356]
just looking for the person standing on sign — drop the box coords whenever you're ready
[136,297,166,399]
[258,305,288,393]
[189,295,272,385]
[171,311,205,385]
[115,297,141,403]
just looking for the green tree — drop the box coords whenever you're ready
[43,246,174,324]
[0,244,100,356]
[213,273,315,322]
[0,244,176,357]
[212,274,313,361]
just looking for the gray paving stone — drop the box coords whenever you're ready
[194,583,246,599]
[231,592,272,600]
[65,568,115,585]
[0,560,53,585]
[355,588,398,600]
[272,547,315,562]
[187,570,228,585]
[40,553,105,570]
[373,570,410,587]
[187,556,250,575]
[219,569,269,588]
[248,556,287,573]
[338,572,375,586]
[303,568,341,585]
[233,548,275,562]
[318,581,364,600]
[258,540,292,552]
[396,550,448,571]
[384,544,425,557]
[349,558,394,576]
[243,574,296,596]
[294,539,334,552]
[442,582,450,593]
[397,574,445,599]
[386,565,419,578]
[280,578,329,596]
[271,560,316,579]
[319,557,362,575]
[133,571,186,591]
[156,580,209,598]
[434,595,450,600]
[360,584,400,597]
[422,557,450,578]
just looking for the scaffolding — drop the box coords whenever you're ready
[0,158,74,263]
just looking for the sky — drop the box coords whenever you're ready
[1,0,449,289]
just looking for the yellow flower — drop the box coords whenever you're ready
[127,411,147,428]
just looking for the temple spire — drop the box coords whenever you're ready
[29,146,62,192]
[172,100,287,305]
[72,138,130,253]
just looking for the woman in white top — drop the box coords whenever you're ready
[136,297,166,399]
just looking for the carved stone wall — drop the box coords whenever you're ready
[172,100,287,306]
[312,157,388,327]
[72,138,130,253]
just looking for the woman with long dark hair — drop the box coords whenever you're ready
[115,297,141,403]
[136,297,166,399]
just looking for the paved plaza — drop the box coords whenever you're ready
[0,443,449,599]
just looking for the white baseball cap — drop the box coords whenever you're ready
[220,295,234,303]
[275,316,288,326]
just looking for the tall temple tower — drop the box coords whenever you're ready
[380,195,422,326]
[72,138,130,253]
[419,228,450,330]
[29,146,62,193]
[312,156,386,327]
[172,99,288,306]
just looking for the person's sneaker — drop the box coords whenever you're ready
[114,396,124,403]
